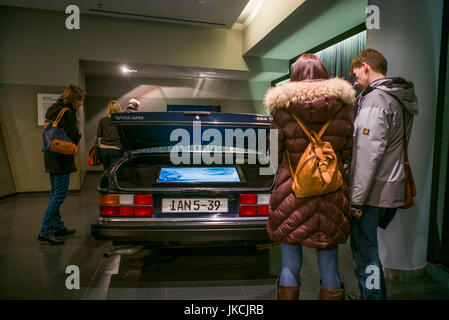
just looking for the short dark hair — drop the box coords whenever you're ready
[290,53,329,82]
[350,48,388,75]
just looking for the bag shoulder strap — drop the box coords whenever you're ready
[290,112,331,141]
[286,112,332,178]
[400,104,409,164]
[52,107,70,127]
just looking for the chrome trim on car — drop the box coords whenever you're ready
[97,216,267,223]
[114,121,271,127]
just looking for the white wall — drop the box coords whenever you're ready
[368,0,444,270]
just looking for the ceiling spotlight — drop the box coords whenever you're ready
[121,66,138,73]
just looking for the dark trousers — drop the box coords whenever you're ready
[99,148,122,170]
[350,205,388,300]
[40,173,70,235]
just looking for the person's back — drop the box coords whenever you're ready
[265,53,355,300]
[97,100,123,170]
[266,77,355,246]
[97,117,121,149]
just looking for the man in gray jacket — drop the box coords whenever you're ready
[349,49,418,300]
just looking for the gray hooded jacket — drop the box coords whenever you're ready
[350,77,419,209]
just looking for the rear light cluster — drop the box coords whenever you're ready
[239,194,270,217]
[99,194,153,217]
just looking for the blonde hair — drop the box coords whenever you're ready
[106,100,122,118]
[57,84,85,105]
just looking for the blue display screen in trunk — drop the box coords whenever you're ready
[158,167,240,183]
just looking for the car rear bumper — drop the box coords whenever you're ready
[91,217,269,243]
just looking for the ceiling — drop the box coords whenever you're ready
[0,0,254,29]
[80,60,284,82]
[1,0,289,81]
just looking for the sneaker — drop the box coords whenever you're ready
[38,234,64,245]
[54,228,76,237]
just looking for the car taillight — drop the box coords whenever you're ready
[119,194,134,205]
[257,205,269,216]
[239,206,257,216]
[135,206,153,217]
[100,206,118,216]
[240,194,257,205]
[99,193,153,217]
[99,194,119,205]
[134,194,153,205]
[239,194,270,217]
[119,206,134,216]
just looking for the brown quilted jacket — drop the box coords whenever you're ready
[265,78,356,248]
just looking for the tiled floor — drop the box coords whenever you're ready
[1,172,449,300]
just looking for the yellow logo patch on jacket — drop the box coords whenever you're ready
[363,128,370,135]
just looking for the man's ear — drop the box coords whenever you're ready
[362,62,370,73]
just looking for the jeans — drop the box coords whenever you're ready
[350,205,388,300]
[280,243,342,289]
[40,173,70,235]
[99,148,122,170]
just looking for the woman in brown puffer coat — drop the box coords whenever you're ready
[265,54,355,300]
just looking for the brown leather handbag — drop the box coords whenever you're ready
[287,113,342,199]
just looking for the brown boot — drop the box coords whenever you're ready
[277,278,300,300]
[318,282,345,300]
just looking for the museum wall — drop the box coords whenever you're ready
[0,84,83,192]
[83,76,270,171]
[0,120,15,197]
[0,6,250,87]
[0,6,277,191]
[367,0,444,271]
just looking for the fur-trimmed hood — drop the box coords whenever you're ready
[265,78,356,113]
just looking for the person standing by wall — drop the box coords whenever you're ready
[265,54,355,300]
[349,48,419,300]
[125,98,140,112]
[39,85,85,245]
[96,100,123,170]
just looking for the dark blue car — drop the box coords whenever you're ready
[91,111,275,247]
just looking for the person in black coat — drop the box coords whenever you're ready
[39,85,85,245]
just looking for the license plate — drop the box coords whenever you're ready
[162,198,228,213]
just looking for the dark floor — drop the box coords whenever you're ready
[1,172,449,300]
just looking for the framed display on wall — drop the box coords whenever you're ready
[37,93,59,126]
